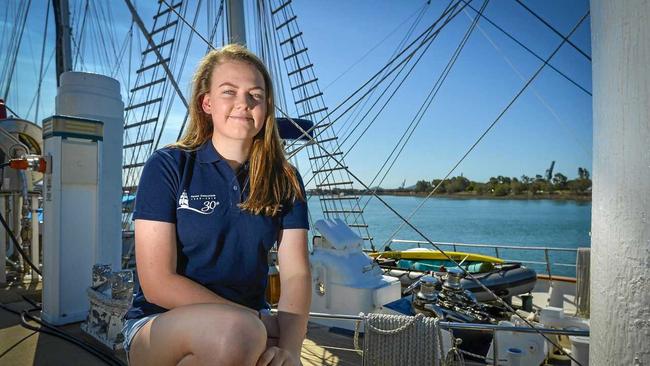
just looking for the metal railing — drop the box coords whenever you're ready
[280,310,589,365]
[390,239,584,279]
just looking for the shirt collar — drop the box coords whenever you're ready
[197,140,221,163]
[196,140,250,170]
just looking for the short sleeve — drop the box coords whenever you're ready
[132,150,179,223]
[279,170,309,230]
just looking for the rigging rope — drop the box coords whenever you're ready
[514,0,591,62]
[1,0,32,102]
[284,1,467,157]
[35,0,51,123]
[336,1,434,146]
[282,0,464,154]
[359,0,490,211]
[173,0,225,141]
[295,0,467,190]
[468,9,592,158]
[382,10,591,250]
[462,0,591,96]
[322,1,430,92]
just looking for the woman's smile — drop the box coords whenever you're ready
[228,115,254,122]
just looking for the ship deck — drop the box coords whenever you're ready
[1,277,578,365]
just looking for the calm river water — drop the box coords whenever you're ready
[307,195,591,277]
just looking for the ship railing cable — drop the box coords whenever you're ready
[272,309,590,364]
[514,0,591,62]
[156,2,586,364]
[381,10,591,250]
[389,239,583,276]
[461,0,591,96]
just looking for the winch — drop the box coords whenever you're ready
[410,268,507,324]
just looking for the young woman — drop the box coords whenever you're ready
[122,44,311,366]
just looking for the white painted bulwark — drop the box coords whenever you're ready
[55,72,123,271]
[590,0,650,364]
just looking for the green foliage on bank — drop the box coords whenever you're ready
[309,168,592,200]
[409,168,591,197]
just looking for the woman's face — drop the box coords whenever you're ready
[202,60,267,143]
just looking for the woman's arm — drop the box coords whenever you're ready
[134,219,257,315]
[276,228,311,355]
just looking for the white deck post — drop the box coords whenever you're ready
[590,0,650,364]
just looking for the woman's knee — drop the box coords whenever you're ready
[186,305,267,364]
[129,304,267,366]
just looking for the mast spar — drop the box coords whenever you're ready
[227,0,247,45]
[52,0,73,85]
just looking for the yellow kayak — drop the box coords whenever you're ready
[369,249,504,264]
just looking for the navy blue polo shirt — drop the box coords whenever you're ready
[125,141,309,320]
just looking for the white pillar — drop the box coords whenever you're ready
[590,0,650,365]
[55,72,123,271]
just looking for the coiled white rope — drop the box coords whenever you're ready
[354,313,441,366]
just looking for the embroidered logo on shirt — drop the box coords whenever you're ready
[177,190,219,215]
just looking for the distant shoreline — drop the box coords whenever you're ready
[309,191,592,202]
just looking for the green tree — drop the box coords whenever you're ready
[445,176,470,193]
[494,183,510,196]
[552,173,568,189]
[431,179,446,193]
[415,180,432,192]
[511,180,525,194]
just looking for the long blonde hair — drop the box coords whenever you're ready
[176,44,304,216]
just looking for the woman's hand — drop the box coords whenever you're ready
[256,347,301,366]
[260,311,280,345]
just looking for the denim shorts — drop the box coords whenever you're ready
[122,314,159,356]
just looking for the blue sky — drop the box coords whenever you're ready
[1,0,592,189]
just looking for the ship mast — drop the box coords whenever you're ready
[227,0,247,45]
[590,0,650,364]
[52,0,73,85]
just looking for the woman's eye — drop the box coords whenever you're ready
[251,94,264,100]
[223,90,235,95]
